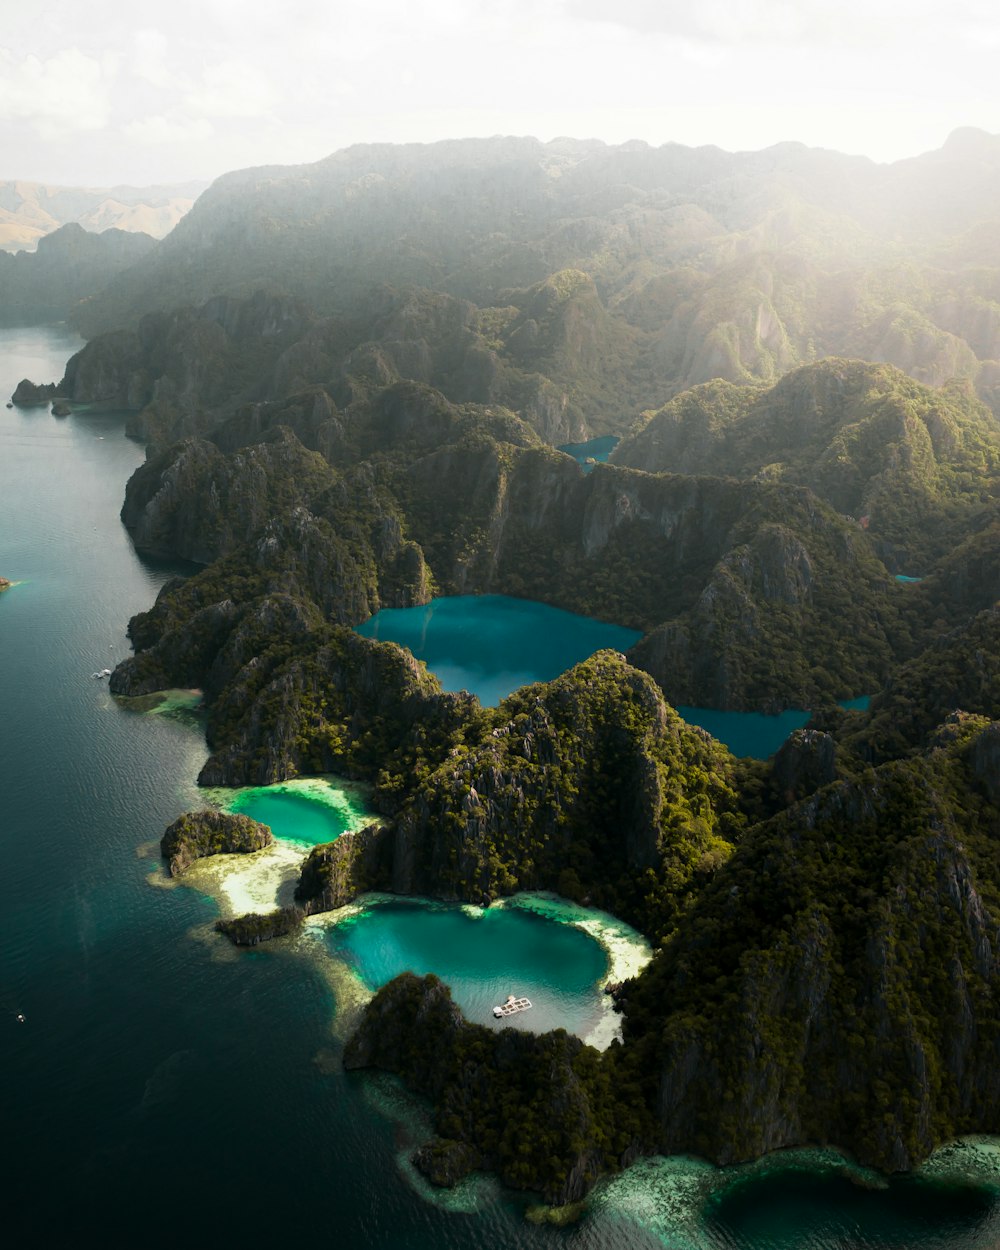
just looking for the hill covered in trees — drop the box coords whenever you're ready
[18,132,1000,1210]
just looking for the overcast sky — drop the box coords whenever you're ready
[3,0,1000,188]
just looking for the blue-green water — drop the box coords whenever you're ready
[558,434,620,470]
[678,697,873,759]
[3,324,999,1247]
[356,594,642,706]
[677,706,812,759]
[896,574,923,583]
[327,898,609,1039]
[222,779,375,847]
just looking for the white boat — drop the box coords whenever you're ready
[92,668,112,679]
[492,994,532,1018]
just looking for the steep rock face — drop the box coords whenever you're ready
[629,489,895,710]
[0,222,157,324]
[60,329,148,408]
[160,808,273,875]
[771,728,838,802]
[295,823,393,912]
[387,652,740,930]
[115,409,899,714]
[623,722,1000,1172]
[853,605,1000,759]
[343,973,651,1205]
[615,360,1000,570]
[60,291,317,445]
[120,429,334,563]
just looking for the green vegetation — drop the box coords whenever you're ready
[344,972,653,1205]
[82,133,1000,1207]
[160,808,273,875]
[215,907,304,946]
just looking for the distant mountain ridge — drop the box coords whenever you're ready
[69,131,1000,431]
[0,178,206,252]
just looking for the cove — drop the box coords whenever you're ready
[557,434,620,470]
[355,593,642,706]
[322,894,625,1046]
[216,777,375,847]
[678,696,873,760]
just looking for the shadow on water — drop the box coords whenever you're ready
[704,1166,1000,1250]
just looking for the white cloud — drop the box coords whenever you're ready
[0,47,111,136]
[123,112,214,145]
[130,29,188,91]
[183,60,278,119]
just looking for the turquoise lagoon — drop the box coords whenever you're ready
[322,894,633,1044]
[220,776,375,847]
[557,434,620,470]
[5,324,1000,1247]
[356,593,871,759]
[356,593,642,707]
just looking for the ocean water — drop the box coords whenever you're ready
[3,324,999,1247]
[356,593,643,706]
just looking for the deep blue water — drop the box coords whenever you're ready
[3,325,999,1247]
[356,594,642,707]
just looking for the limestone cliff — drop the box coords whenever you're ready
[623,717,1000,1172]
[343,972,651,1205]
[160,808,273,876]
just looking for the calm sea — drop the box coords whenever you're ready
[2,325,997,1248]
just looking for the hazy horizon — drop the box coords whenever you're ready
[3,0,1000,186]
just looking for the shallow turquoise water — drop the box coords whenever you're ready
[356,593,642,706]
[895,574,923,583]
[326,898,609,1038]
[223,780,374,847]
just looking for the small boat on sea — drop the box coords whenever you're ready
[493,993,532,1018]
[92,668,112,679]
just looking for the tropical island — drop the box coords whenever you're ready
[17,134,1000,1211]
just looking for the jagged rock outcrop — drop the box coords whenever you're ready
[120,428,333,563]
[384,651,740,931]
[295,823,393,912]
[770,728,838,802]
[215,907,303,945]
[344,972,651,1204]
[614,360,1000,570]
[160,808,273,876]
[11,378,59,406]
[623,717,1000,1172]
